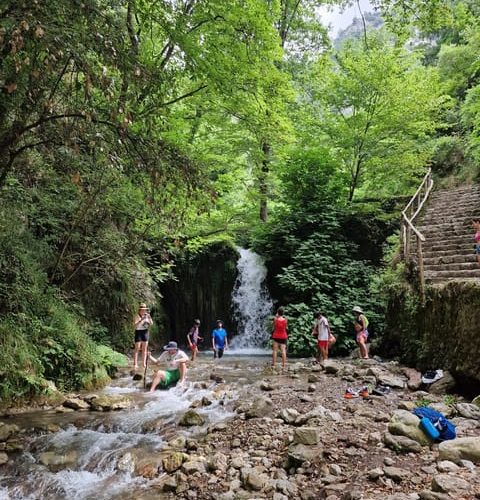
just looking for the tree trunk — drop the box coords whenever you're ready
[259,141,270,222]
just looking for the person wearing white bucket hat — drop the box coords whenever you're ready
[148,341,189,391]
[353,306,369,359]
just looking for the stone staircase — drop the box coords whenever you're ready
[415,184,480,284]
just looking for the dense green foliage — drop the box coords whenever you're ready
[1,0,480,399]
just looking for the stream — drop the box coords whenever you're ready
[0,354,270,500]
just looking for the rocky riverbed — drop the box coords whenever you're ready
[1,355,480,499]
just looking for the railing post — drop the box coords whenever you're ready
[417,236,425,301]
[405,224,411,263]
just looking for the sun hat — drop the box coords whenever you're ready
[352,306,363,314]
[194,319,201,325]
[163,341,178,350]
[139,303,148,309]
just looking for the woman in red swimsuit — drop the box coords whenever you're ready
[272,307,288,371]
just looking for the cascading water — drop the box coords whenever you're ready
[230,248,273,351]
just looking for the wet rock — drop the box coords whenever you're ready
[455,402,480,420]
[402,368,422,390]
[428,372,455,395]
[0,423,19,442]
[278,408,299,425]
[398,401,416,411]
[383,432,423,453]
[307,374,318,383]
[383,466,409,483]
[39,450,78,470]
[162,451,187,473]
[438,436,480,463]
[117,452,135,473]
[55,406,75,413]
[210,373,225,384]
[429,403,455,418]
[62,397,90,411]
[418,491,451,500]
[179,410,205,427]
[287,443,322,466]
[436,460,459,473]
[201,396,212,407]
[90,395,132,411]
[293,427,320,446]
[431,473,471,495]
[135,455,163,478]
[0,452,8,465]
[388,410,431,446]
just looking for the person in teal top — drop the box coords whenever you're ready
[212,320,228,359]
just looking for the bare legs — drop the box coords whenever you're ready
[357,337,369,359]
[133,341,148,370]
[272,341,287,371]
[190,345,198,361]
[317,344,328,363]
[149,362,188,392]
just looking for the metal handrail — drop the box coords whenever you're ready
[400,168,434,297]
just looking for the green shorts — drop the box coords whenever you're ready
[159,369,180,388]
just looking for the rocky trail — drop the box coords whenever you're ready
[1,356,480,500]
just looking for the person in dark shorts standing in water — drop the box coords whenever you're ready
[212,320,228,359]
[133,303,153,370]
[187,319,202,361]
[271,307,288,372]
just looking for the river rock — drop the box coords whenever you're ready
[383,432,423,453]
[368,467,385,480]
[62,397,90,410]
[0,452,8,465]
[182,459,206,474]
[428,372,455,395]
[260,381,273,391]
[162,475,178,492]
[377,373,406,389]
[0,423,19,442]
[278,408,300,425]
[455,403,480,420]
[323,360,341,374]
[245,396,273,419]
[288,443,322,466]
[429,403,455,418]
[438,437,480,463]
[383,466,409,483]
[117,452,135,473]
[39,450,78,470]
[418,491,451,500]
[179,410,205,427]
[388,410,431,446]
[90,395,132,411]
[402,367,422,390]
[294,427,320,445]
[431,473,471,495]
[244,468,268,491]
[208,452,228,472]
[436,460,459,473]
[168,436,187,449]
[162,451,187,473]
[135,455,164,478]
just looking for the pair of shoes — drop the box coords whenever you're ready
[359,386,370,398]
[372,384,391,396]
[421,369,443,385]
[344,388,359,399]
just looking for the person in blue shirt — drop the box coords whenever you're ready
[212,320,228,359]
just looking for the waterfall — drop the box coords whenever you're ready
[231,248,273,351]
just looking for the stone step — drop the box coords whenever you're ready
[430,186,480,198]
[424,261,479,271]
[424,268,480,279]
[421,213,478,223]
[425,201,480,212]
[418,220,474,231]
[423,253,476,265]
[423,249,473,258]
[427,276,480,285]
[419,229,473,239]
[422,235,475,246]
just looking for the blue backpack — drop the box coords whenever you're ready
[412,407,456,441]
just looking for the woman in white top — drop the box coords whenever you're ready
[133,303,153,370]
[312,311,334,362]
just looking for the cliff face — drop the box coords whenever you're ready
[159,243,239,348]
[383,281,480,393]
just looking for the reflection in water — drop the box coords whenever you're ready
[0,355,269,500]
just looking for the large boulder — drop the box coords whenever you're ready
[179,410,205,427]
[323,360,341,374]
[428,371,455,395]
[438,437,480,463]
[162,451,187,473]
[388,410,431,446]
[377,373,406,389]
[455,403,480,420]
[431,473,471,495]
[402,367,422,390]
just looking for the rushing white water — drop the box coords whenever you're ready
[230,248,273,351]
